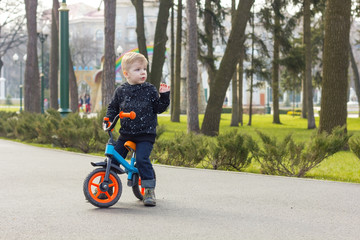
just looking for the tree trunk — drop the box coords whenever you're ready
[230,0,238,127]
[319,0,351,133]
[24,0,40,113]
[204,0,216,92]
[272,9,281,124]
[349,44,360,117]
[304,0,316,129]
[50,0,59,109]
[170,4,175,118]
[201,0,254,136]
[69,55,78,112]
[131,0,148,60]
[172,0,182,122]
[149,0,173,90]
[231,71,239,126]
[238,48,244,126]
[186,0,199,133]
[102,0,116,108]
[248,9,255,126]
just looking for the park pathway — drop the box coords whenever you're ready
[0,139,359,240]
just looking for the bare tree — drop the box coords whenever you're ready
[149,0,173,89]
[69,53,78,112]
[170,3,175,117]
[304,0,316,129]
[203,0,217,91]
[70,33,100,68]
[172,0,182,122]
[24,0,40,113]
[102,0,116,108]
[238,48,244,126]
[131,0,148,60]
[49,0,59,109]
[230,0,238,127]
[186,0,199,133]
[201,0,254,136]
[0,1,26,74]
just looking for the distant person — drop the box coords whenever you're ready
[78,96,84,112]
[85,94,91,113]
[44,98,49,110]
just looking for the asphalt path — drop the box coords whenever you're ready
[0,139,359,240]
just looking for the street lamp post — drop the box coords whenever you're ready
[58,0,71,117]
[12,54,27,113]
[116,45,123,57]
[22,54,27,113]
[38,25,50,114]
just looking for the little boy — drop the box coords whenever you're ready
[106,52,170,206]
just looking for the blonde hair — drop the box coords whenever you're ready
[121,52,148,73]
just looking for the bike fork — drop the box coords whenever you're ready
[104,157,112,182]
[127,152,136,187]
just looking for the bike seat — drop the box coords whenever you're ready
[124,141,136,152]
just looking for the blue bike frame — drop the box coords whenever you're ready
[90,112,140,187]
[105,144,139,183]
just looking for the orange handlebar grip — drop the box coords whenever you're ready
[103,117,109,121]
[119,111,136,120]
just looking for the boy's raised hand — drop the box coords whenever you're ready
[159,83,170,93]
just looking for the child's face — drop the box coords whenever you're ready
[123,60,147,85]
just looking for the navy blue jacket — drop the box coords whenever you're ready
[106,82,170,143]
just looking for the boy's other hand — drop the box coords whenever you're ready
[159,83,170,93]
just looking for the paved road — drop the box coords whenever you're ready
[1,139,360,240]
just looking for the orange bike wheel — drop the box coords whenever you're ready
[83,168,122,208]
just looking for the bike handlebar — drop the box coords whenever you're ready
[103,111,136,132]
[119,111,136,120]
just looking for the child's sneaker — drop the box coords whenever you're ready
[143,188,156,206]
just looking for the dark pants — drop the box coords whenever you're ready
[114,139,156,188]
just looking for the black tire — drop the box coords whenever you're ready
[132,169,156,201]
[132,174,144,200]
[83,168,122,208]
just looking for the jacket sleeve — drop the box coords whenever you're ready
[106,87,121,122]
[153,90,170,114]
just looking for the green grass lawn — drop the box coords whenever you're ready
[0,105,19,112]
[158,114,360,183]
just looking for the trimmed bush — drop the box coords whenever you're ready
[152,132,207,167]
[206,130,252,171]
[349,136,360,160]
[53,113,108,153]
[248,127,350,177]
[0,111,17,138]
[35,109,61,144]
[14,112,45,142]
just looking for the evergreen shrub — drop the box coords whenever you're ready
[152,132,207,167]
[248,127,350,177]
[14,112,45,142]
[205,131,252,171]
[349,136,360,160]
[0,111,17,138]
[53,112,107,153]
